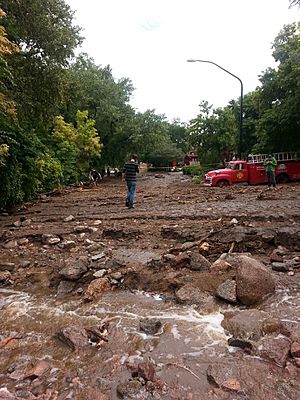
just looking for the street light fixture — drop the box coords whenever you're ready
[187,59,243,158]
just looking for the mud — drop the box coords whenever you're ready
[0,172,300,399]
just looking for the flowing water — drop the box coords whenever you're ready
[1,283,300,399]
[0,288,230,399]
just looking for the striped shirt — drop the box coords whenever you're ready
[123,160,139,182]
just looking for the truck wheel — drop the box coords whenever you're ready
[276,173,289,184]
[217,179,229,188]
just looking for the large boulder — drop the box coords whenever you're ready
[235,255,275,305]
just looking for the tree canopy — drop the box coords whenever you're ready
[0,0,299,209]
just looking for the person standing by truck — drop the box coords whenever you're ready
[264,155,277,188]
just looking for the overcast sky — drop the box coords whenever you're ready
[66,0,299,122]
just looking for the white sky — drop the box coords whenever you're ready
[65,0,299,122]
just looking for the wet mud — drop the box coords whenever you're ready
[0,172,300,399]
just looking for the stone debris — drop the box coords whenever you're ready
[215,279,237,303]
[93,269,106,278]
[42,234,61,245]
[139,318,162,335]
[91,252,106,261]
[84,278,111,302]
[64,215,75,222]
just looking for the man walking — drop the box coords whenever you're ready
[122,155,139,209]
[264,154,277,188]
[89,168,101,186]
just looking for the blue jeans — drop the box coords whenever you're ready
[126,181,136,207]
[267,170,276,187]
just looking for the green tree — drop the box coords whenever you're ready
[1,0,82,129]
[254,23,300,152]
[52,111,101,183]
[188,101,237,164]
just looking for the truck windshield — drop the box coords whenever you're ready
[226,163,234,169]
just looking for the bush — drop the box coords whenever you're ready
[192,175,202,184]
[182,164,203,176]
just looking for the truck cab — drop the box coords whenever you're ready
[204,160,248,187]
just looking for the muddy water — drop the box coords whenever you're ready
[1,288,229,398]
[1,284,300,399]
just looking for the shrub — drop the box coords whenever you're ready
[182,164,203,176]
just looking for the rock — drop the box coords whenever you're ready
[162,253,177,265]
[0,388,16,399]
[0,262,15,271]
[270,250,284,263]
[73,225,95,234]
[87,242,106,253]
[18,238,29,246]
[175,284,212,306]
[235,255,275,305]
[229,218,238,225]
[110,272,123,280]
[181,241,197,251]
[227,337,253,350]
[57,280,76,296]
[59,240,76,250]
[84,278,111,302]
[13,220,22,228]
[127,361,156,382]
[0,337,20,349]
[271,262,290,272]
[24,360,50,380]
[207,364,239,388]
[59,257,89,280]
[217,252,251,266]
[257,335,291,367]
[221,378,241,392]
[147,255,163,269]
[54,325,89,350]
[0,271,12,284]
[3,240,18,249]
[189,253,211,271]
[222,310,282,341]
[215,279,237,303]
[173,253,190,269]
[93,269,106,278]
[295,358,300,367]
[210,259,232,273]
[21,218,32,226]
[139,318,162,335]
[93,220,102,226]
[91,252,106,261]
[42,234,61,245]
[19,260,31,268]
[64,215,75,222]
[291,342,300,358]
[116,380,143,399]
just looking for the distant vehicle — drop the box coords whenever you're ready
[204,152,300,187]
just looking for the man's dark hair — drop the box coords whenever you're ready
[131,154,138,161]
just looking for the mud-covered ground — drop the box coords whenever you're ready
[0,172,300,400]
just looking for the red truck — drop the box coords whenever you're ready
[204,152,300,187]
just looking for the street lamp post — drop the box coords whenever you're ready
[187,59,243,158]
